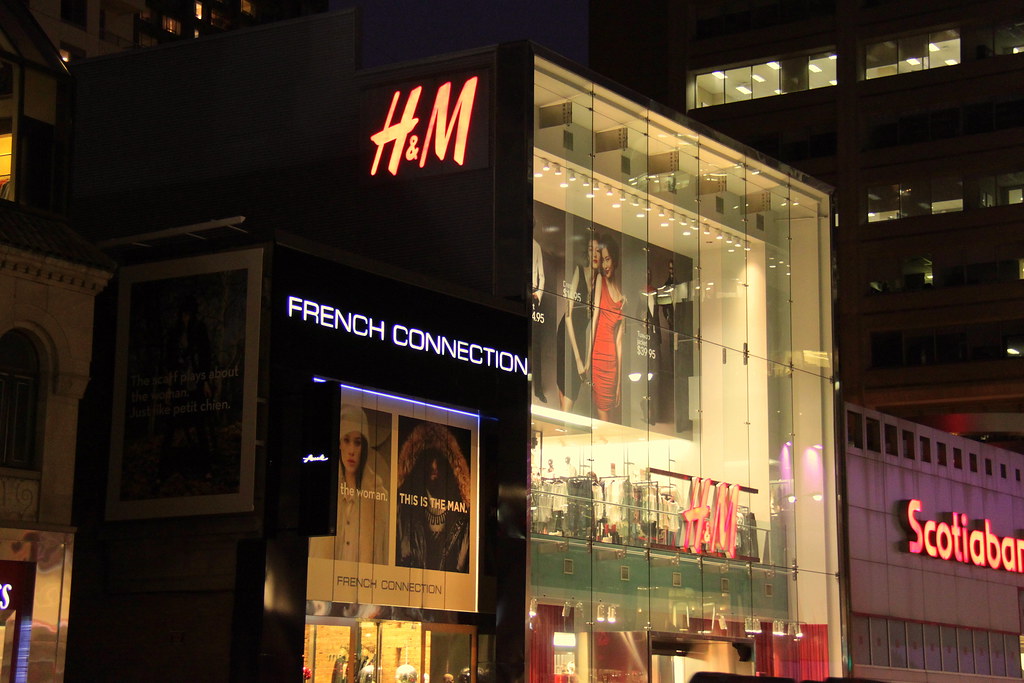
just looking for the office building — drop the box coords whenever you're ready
[591,0,1024,451]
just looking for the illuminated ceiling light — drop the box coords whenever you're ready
[541,160,551,172]
[829,79,838,86]
[631,196,640,207]
[808,63,822,73]
[657,207,666,217]
[736,85,752,95]
[928,42,939,52]
[812,493,823,501]
[682,228,692,236]
[585,189,595,199]
[569,171,577,182]
[906,57,921,66]
[607,606,617,624]
[534,171,543,178]
[828,53,837,60]
[1008,347,1021,356]
[787,495,796,503]
[944,58,958,66]
[606,187,614,197]
[660,221,669,227]
[596,604,607,622]
[645,202,652,212]
[767,61,781,70]
[712,70,726,80]
[727,246,735,252]
[773,89,782,95]
[744,242,751,251]
[628,372,643,382]
[562,601,571,617]
[751,74,766,83]
[560,180,569,188]
[581,176,590,187]
[772,620,786,636]
[715,231,724,240]
[529,598,538,618]
[703,225,711,235]
[553,164,562,176]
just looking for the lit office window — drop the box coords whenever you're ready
[693,51,836,109]
[808,52,838,88]
[240,0,254,15]
[162,16,181,34]
[994,22,1024,55]
[865,29,959,80]
[867,184,900,222]
[194,1,202,19]
[695,71,725,107]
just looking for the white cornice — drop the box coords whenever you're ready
[0,244,113,295]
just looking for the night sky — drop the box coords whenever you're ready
[332,0,589,68]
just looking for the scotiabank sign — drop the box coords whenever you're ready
[364,71,489,179]
[902,499,1024,573]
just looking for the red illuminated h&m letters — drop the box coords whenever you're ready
[903,498,1024,573]
[681,477,741,558]
[369,76,479,177]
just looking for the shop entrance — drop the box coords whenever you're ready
[650,638,754,683]
[304,618,476,683]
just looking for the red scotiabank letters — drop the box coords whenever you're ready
[369,76,479,177]
[904,498,1024,572]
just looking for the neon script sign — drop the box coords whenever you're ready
[369,75,480,177]
[903,499,1024,573]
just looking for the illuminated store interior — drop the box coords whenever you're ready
[528,56,839,681]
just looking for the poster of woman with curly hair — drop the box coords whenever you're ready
[395,418,472,573]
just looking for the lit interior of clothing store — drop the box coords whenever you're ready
[527,56,840,682]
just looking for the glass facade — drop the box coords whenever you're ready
[530,57,839,681]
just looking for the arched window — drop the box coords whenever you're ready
[0,330,38,469]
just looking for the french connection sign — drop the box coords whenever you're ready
[287,296,528,376]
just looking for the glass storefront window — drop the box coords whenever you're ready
[532,56,838,681]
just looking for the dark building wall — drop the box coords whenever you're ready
[70,10,529,298]
[68,13,535,682]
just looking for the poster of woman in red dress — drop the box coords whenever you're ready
[589,232,625,423]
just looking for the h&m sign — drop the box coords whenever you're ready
[364,71,489,179]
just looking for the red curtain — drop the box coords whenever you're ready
[754,621,829,680]
[529,604,571,683]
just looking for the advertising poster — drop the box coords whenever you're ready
[531,201,695,435]
[308,385,478,613]
[106,250,262,520]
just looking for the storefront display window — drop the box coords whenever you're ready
[529,57,838,682]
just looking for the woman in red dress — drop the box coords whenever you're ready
[589,235,624,422]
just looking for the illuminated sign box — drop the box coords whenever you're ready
[362,71,490,180]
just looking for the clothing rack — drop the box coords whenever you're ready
[648,467,759,494]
